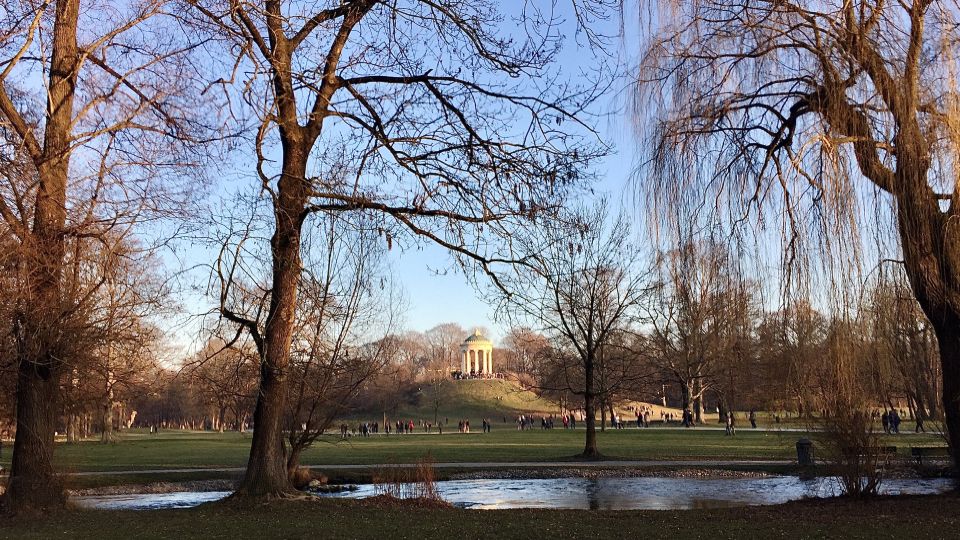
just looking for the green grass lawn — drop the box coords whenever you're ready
[2,495,959,540]
[0,378,946,484]
[0,426,942,477]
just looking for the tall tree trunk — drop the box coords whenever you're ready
[934,319,960,462]
[893,154,960,468]
[681,380,693,412]
[5,0,79,513]
[286,445,304,483]
[581,355,600,459]
[925,363,941,419]
[237,333,294,496]
[599,397,606,432]
[7,359,64,511]
[693,378,704,423]
[66,369,80,443]
[101,371,115,443]
[65,413,79,444]
[100,401,113,443]
[234,149,308,497]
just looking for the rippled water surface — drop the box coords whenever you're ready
[73,476,954,511]
[73,490,232,511]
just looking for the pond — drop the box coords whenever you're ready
[72,475,955,511]
[73,490,233,511]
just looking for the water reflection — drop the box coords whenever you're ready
[586,478,601,510]
[73,476,955,511]
[72,490,232,511]
[316,476,955,510]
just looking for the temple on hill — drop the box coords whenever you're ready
[459,329,493,376]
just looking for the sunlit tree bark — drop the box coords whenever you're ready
[0,0,212,511]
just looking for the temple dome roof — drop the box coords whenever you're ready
[462,329,491,345]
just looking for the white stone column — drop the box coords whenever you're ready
[488,349,493,373]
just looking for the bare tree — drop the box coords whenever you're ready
[425,323,466,373]
[636,0,960,465]
[285,215,403,479]
[496,205,650,458]
[757,301,829,416]
[867,273,942,423]
[645,241,748,422]
[0,0,212,510]
[391,331,430,378]
[500,327,551,377]
[708,281,760,422]
[190,0,616,495]
[186,339,258,432]
[817,316,887,497]
[362,333,422,427]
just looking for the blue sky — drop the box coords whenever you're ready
[392,113,638,343]
[388,4,643,343]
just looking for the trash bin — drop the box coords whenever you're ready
[796,438,814,466]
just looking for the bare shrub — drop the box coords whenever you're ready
[372,455,441,501]
[289,467,315,491]
[814,320,887,497]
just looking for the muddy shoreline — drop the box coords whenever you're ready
[68,480,236,497]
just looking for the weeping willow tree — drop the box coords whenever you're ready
[636,1,960,468]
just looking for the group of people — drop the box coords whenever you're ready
[339,422,376,437]
[724,411,737,436]
[452,371,504,380]
[880,409,903,434]
[610,413,628,429]
[338,420,418,437]
[339,408,772,439]
[334,417,508,436]
[515,414,576,430]
[635,407,652,428]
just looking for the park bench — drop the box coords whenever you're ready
[910,446,951,466]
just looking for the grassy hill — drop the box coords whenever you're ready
[352,378,562,428]
[349,378,715,429]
